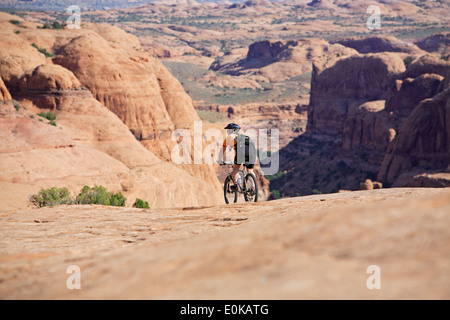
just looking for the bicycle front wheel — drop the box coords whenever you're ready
[244,173,258,202]
[224,175,238,204]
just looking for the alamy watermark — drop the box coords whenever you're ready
[67,5,81,29]
[171,121,280,175]
[66,265,81,290]
[366,5,381,30]
[366,265,381,290]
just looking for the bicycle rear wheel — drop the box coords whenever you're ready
[224,175,238,204]
[244,173,258,202]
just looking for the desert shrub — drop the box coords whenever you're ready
[110,192,126,207]
[76,185,110,205]
[30,187,73,207]
[37,112,57,126]
[403,57,412,68]
[30,185,127,208]
[271,189,282,199]
[312,188,323,195]
[265,170,284,182]
[75,185,126,207]
[52,21,62,30]
[9,19,20,25]
[37,112,56,121]
[133,198,150,209]
[12,100,21,111]
[32,43,54,58]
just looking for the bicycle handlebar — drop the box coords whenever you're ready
[217,161,234,166]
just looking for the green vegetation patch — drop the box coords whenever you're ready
[133,198,150,209]
[32,43,55,58]
[30,185,133,208]
[76,185,126,207]
[30,187,73,207]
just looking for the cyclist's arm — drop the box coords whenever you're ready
[222,135,234,161]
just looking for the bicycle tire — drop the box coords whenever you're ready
[244,173,258,202]
[224,175,238,204]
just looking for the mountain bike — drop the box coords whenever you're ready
[219,161,259,204]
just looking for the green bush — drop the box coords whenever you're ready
[32,43,54,58]
[37,112,56,121]
[76,185,110,205]
[52,21,62,30]
[133,198,150,209]
[76,185,126,207]
[403,57,412,68]
[110,192,126,207]
[9,19,20,25]
[271,189,281,199]
[30,187,73,207]
[12,100,21,111]
[31,185,127,208]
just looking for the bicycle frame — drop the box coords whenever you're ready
[221,162,246,192]
[219,161,258,203]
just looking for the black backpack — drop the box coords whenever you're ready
[236,134,257,162]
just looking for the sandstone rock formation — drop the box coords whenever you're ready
[307,0,336,10]
[0,12,224,209]
[0,76,11,101]
[210,39,357,82]
[385,73,444,115]
[333,36,425,55]
[359,179,373,190]
[276,46,450,196]
[245,0,273,7]
[415,32,450,56]
[342,100,396,154]
[307,52,405,136]
[401,55,450,80]
[0,18,46,86]
[16,64,82,91]
[0,99,132,211]
[378,87,450,186]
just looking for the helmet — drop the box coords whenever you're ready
[224,123,241,131]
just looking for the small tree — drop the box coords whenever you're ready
[30,187,73,207]
[76,185,126,207]
[133,198,150,209]
[76,185,111,205]
[52,21,62,30]
[110,192,126,207]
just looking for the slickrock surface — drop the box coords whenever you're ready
[1,188,448,299]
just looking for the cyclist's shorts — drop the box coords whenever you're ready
[234,153,255,169]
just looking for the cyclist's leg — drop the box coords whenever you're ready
[244,148,256,177]
[232,164,240,185]
[245,163,255,176]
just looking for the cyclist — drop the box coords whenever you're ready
[222,123,256,191]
